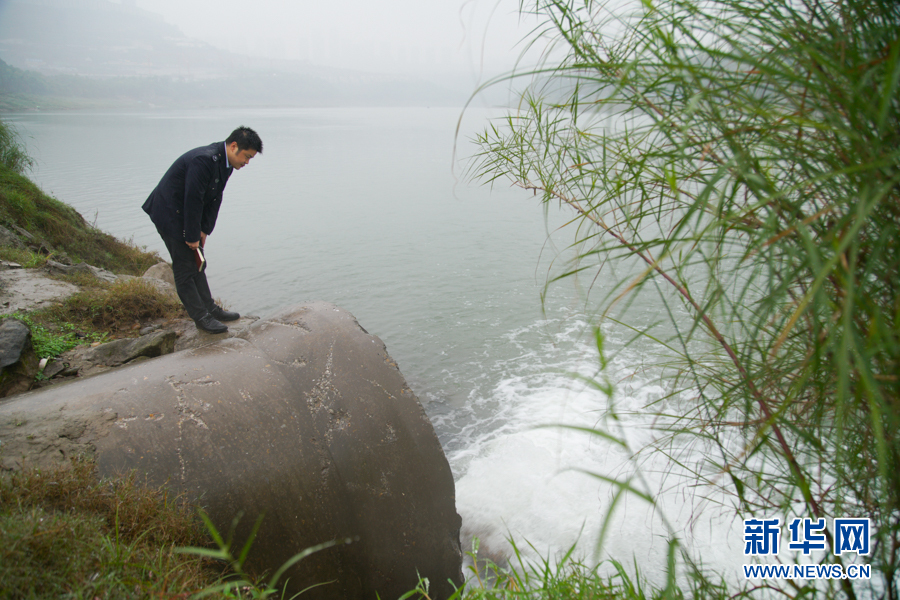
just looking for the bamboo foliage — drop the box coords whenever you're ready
[471,0,899,597]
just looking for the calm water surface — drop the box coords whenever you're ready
[8,107,743,582]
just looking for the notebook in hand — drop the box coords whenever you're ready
[193,246,206,272]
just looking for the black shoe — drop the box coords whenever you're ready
[195,314,228,334]
[210,305,240,322]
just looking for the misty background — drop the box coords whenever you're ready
[0,0,545,108]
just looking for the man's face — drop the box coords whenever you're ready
[226,141,257,170]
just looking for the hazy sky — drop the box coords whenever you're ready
[131,0,546,80]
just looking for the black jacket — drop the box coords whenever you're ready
[142,141,232,243]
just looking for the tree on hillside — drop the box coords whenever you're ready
[0,58,52,96]
[471,0,899,597]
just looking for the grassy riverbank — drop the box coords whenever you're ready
[0,146,160,276]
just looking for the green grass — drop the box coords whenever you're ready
[0,118,33,175]
[0,247,48,268]
[36,276,186,337]
[402,539,712,600]
[0,458,226,599]
[0,459,365,600]
[1,278,185,360]
[0,313,106,359]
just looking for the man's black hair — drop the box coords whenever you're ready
[226,126,263,153]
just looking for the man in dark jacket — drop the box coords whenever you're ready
[143,126,262,334]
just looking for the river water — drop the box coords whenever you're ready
[6,107,744,585]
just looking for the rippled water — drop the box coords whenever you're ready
[8,107,742,584]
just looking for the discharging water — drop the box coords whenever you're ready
[7,106,745,585]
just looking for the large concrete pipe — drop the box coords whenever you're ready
[0,302,463,599]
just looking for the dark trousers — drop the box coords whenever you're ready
[158,230,215,322]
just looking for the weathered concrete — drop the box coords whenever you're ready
[171,315,260,352]
[0,302,462,599]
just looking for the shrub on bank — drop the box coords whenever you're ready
[39,277,186,335]
[0,120,162,276]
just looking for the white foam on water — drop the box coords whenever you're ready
[446,310,747,587]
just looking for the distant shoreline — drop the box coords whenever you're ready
[0,93,147,112]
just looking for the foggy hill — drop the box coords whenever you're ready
[0,0,473,107]
[0,0,233,77]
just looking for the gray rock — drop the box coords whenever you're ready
[10,225,35,243]
[42,317,262,382]
[0,302,463,599]
[142,262,176,288]
[0,269,78,316]
[0,319,32,370]
[43,260,118,283]
[41,358,68,380]
[141,263,177,298]
[0,225,24,249]
[56,329,177,376]
[140,276,176,298]
[0,319,38,398]
[11,225,52,255]
[83,329,177,366]
[139,325,160,336]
